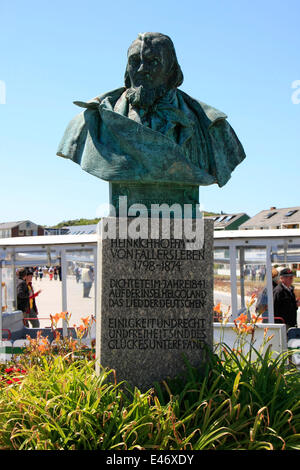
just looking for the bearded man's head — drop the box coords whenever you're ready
[124,32,183,110]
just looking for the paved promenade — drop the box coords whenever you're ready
[32,276,95,328]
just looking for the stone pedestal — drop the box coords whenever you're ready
[110,182,199,217]
[96,217,213,391]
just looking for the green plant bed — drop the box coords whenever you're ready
[0,345,299,450]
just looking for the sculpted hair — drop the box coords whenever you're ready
[124,32,184,90]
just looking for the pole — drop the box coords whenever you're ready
[266,244,274,322]
[60,249,68,337]
[239,247,245,310]
[0,261,2,343]
[11,249,16,311]
[93,246,97,319]
[229,245,238,318]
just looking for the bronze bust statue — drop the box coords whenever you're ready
[57,33,246,214]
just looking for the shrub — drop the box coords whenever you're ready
[0,346,299,450]
[0,306,299,450]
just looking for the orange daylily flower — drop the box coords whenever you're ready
[54,330,61,341]
[50,313,61,325]
[75,323,87,339]
[50,312,71,330]
[242,324,255,334]
[37,337,50,353]
[81,316,90,327]
[214,303,222,314]
[235,313,247,324]
[60,311,71,321]
[251,313,263,324]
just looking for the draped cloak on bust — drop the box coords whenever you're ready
[57,87,246,187]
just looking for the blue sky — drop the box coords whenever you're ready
[0,0,299,226]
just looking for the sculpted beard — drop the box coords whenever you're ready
[126,84,168,111]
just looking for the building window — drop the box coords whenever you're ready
[284,210,297,217]
[264,212,277,219]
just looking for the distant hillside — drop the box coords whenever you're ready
[53,212,222,228]
[203,211,219,217]
[51,211,221,228]
[51,218,101,228]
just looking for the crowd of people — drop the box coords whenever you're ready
[244,265,266,282]
[32,265,62,282]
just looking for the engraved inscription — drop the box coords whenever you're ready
[108,278,208,309]
[102,228,212,358]
[107,317,207,350]
[110,238,206,272]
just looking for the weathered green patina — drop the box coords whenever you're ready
[57,33,246,215]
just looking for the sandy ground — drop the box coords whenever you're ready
[32,275,95,328]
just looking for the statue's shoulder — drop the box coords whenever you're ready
[177,89,227,125]
[57,87,126,161]
[73,87,125,110]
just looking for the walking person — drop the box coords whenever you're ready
[17,268,30,326]
[17,268,41,327]
[48,266,54,281]
[273,268,300,332]
[75,266,81,283]
[259,266,266,282]
[82,265,94,298]
[25,269,41,328]
[38,266,43,281]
